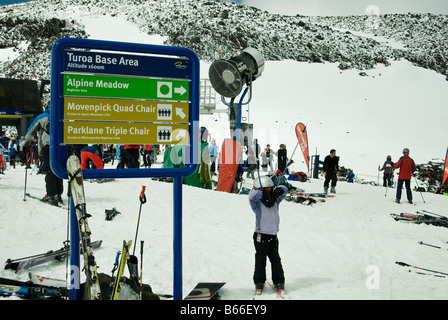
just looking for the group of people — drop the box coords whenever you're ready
[244,139,290,179]
[322,148,417,204]
[249,147,417,296]
[2,112,59,207]
[206,138,291,181]
[79,144,159,170]
[0,134,41,173]
[378,148,417,204]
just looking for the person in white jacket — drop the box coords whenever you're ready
[249,176,288,294]
[25,107,63,205]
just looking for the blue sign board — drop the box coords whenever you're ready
[50,38,200,300]
[50,37,200,180]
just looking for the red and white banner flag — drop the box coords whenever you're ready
[295,122,309,171]
[443,147,448,186]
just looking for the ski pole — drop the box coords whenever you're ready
[105,251,121,299]
[377,166,380,185]
[133,186,147,255]
[396,261,448,276]
[413,176,425,203]
[23,166,28,201]
[420,210,447,220]
[418,241,448,250]
[140,240,144,286]
[140,240,144,299]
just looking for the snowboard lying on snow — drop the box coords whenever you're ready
[184,282,226,300]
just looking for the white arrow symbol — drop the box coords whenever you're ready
[176,107,186,119]
[174,85,187,96]
[175,129,187,141]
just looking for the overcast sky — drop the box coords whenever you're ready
[223,0,448,16]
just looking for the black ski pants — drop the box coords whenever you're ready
[125,148,140,168]
[41,145,63,197]
[383,172,393,187]
[396,179,412,201]
[253,233,285,286]
[324,171,337,188]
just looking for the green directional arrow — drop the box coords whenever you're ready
[63,74,190,101]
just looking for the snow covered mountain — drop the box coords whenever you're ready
[1,0,447,81]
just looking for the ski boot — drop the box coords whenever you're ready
[56,194,64,205]
[41,194,58,206]
[275,283,285,291]
[274,283,287,296]
[254,283,264,295]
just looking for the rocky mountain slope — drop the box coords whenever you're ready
[310,13,448,77]
[1,0,447,81]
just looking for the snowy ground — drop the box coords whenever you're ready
[1,161,448,300]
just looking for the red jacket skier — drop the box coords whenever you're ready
[393,152,416,180]
[393,148,416,203]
